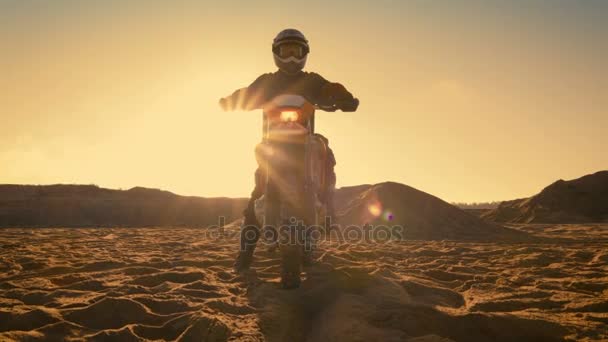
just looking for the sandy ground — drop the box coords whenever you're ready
[0,224,607,341]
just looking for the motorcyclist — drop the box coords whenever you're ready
[218,29,359,273]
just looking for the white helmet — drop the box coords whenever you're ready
[272,29,310,74]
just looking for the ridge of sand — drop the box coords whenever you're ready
[0,182,525,243]
[0,184,248,228]
[483,170,608,223]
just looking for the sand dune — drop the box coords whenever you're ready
[0,185,248,228]
[1,224,607,341]
[1,182,527,244]
[335,182,528,241]
[483,171,608,223]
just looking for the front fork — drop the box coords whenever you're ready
[262,142,317,288]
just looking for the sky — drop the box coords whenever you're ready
[1,0,606,202]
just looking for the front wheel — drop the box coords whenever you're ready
[265,192,303,289]
[280,242,302,289]
[279,192,318,289]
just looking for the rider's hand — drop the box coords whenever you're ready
[320,82,358,111]
[218,97,229,111]
[336,98,359,112]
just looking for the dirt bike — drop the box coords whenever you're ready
[252,94,357,289]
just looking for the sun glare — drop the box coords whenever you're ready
[368,202,382,217]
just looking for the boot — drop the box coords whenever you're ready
[234,245,255,273]
[233,209,261,273]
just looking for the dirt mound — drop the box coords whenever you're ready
[0,307,61,332]
[63,297,171,329]
[334,182,528,241]
[0,184,247,227]
[482,171,608,223]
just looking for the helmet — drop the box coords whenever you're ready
[272,29,309,74]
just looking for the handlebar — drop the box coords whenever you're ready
[314,104,338,112]
[314,98,359,112]
[220,95,359,112]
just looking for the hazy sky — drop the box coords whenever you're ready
[1,0,606,202]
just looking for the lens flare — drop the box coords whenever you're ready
[383,210,394,221]
[368,202,382,217]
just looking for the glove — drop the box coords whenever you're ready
[336,98,359,112]
[219,97,228,111]
[319,83,358,111]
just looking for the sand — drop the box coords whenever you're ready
[0,224,607,341]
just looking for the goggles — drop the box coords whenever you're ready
[276,42,307,59]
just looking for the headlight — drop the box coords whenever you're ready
[280,111,299,122]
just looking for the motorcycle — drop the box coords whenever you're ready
[252,94,356,289]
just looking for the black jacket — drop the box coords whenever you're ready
[223,70,356,111]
